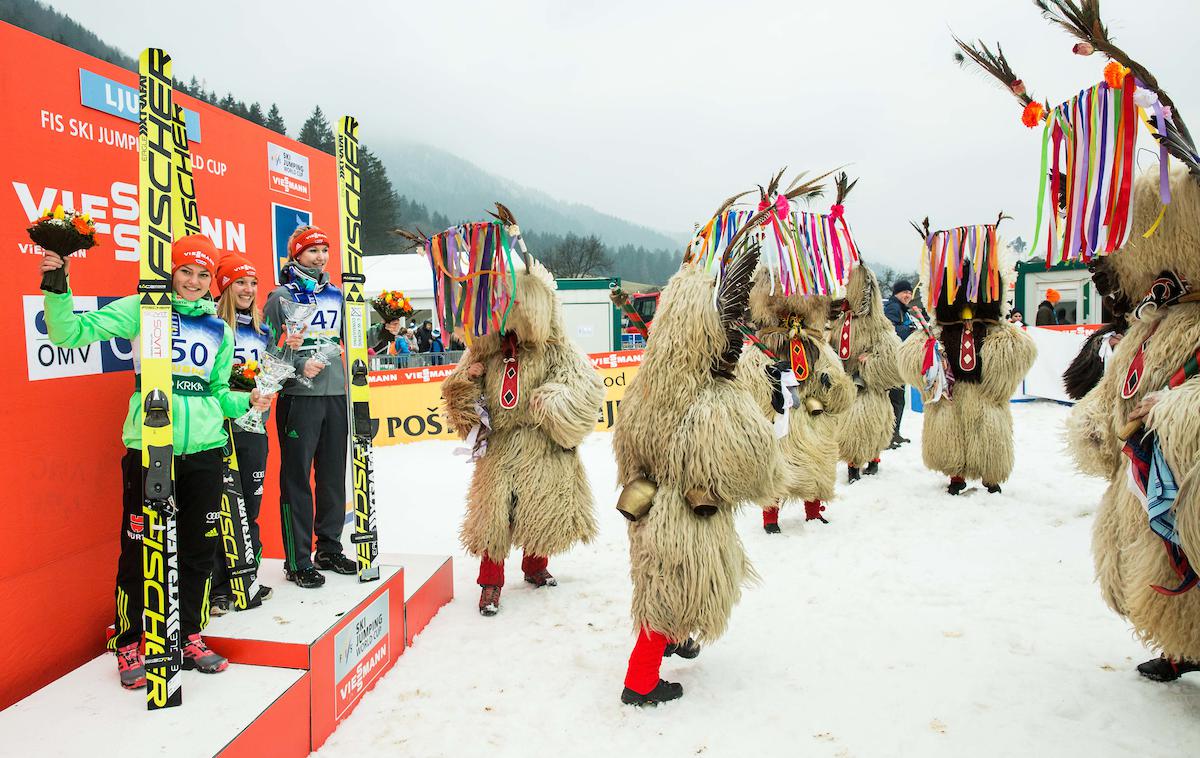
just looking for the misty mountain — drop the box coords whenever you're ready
[373,141,684,252]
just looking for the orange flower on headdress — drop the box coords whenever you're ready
[1021,101,1046,128]
[1104,61,1130,89]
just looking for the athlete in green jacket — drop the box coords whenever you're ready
[39,234,273,689]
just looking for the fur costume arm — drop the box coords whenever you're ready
[808,341,855,416]
[1064,365,1121,478]
[896,332,931,396]
[1147,379,1200,562]
[857,329,903,391]
[978,322,1038,404]
[529,345,604,450]
[440,352,484,440]
[674,383,784,506]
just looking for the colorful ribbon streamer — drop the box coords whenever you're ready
[919,224,1002,308]
[420,221,519,345]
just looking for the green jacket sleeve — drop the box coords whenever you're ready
[44,289,140,347]
[211,322,251,418]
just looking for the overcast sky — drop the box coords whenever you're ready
[44,0,1200,269]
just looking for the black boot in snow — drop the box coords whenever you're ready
[1137,656,1200,682]
[985,482,1002,494]
[664,638,701,659]
[847,466,861,484]
[764,523,782,534]
[947,478,967,496]
[864,460,879,476]
[622,680,684,706]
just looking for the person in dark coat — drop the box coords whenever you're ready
[415,320,434,352]
[884,280,916,447]
[1035,289,1061,326]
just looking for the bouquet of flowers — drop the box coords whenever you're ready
[28,205,98,294]
[229,360,260,391]
[372,290,414,321]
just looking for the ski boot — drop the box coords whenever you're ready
[524,569,557,588]
[763,506,781,534]
[865,459,880,476]
[847,465,862,484]
[285,565,326,588]
[948,477,967,496]
[116,642,146,690]
[182,635,229,674]
[621,679,683,706]
[984,482,1002,494]
[1136,656,1200,682]
[315,551,358,575]
[804,500,828,524]
[664,638,701,659]
[479,585,502,617]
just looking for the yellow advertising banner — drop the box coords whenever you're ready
[367,350,643,446]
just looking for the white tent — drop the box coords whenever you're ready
[363,253,436,320]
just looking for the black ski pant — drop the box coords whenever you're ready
[276,394,348,571]
[110,447,222,650]
[889,386,906,437]
[210,429,268,595]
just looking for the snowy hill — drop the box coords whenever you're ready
[321,402,1200,757]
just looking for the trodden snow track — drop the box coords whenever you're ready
[318,401,1200,758]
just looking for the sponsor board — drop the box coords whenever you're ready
[23,294,134,381]
[333,590,390,719]
[267,142,310,201]
[367,350,643,445]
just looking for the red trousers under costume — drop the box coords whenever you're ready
[477,552,548,586]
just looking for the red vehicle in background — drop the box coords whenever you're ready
[611,287,660,349]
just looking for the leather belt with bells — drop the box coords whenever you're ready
[500,331,520,409]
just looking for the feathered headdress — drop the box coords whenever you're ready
[953,1,1199,266]
[685,168,859,298]
[911,213,1010,308]
[392,202,530,344]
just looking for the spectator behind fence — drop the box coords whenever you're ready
[430,329,446,366]
[884,279,915,448]
[416,319,434,352]
[1036,289,1061,325]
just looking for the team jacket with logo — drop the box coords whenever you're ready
[44,288,250,453]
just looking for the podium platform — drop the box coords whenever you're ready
[6,553,455,755]
[0,656,310,758]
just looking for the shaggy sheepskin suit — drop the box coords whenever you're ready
[1068,168,1200,660]
[613,264,784,643]
[830,265,903,467]
[733,268,855,507]
[897,314,1036,485]
[441,262,603,561]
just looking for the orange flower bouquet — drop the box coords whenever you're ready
[372,289,414,321]
[229,359,260,391]
[28,204,98,294]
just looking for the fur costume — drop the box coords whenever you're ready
[1067,169,1200,661]
[440,259,603,562]
[896,236,1036,489]
[735,271,855,512]
[829,264,903,468]
[613,259,784,646]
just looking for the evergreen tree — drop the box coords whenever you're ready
[360,146,399,254]
[298,106,334,154]
[265,103,287,135]
[246,102,265,126]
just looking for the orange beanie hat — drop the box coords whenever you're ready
[1046,288,1061,304]
[171,234,218,277]
[215,254,257,294]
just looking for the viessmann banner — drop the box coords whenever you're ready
[366,350,643,445]
[0,21,339,709]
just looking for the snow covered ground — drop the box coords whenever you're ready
[318,401,1200,758]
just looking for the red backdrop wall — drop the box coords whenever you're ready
[0,22,341,708]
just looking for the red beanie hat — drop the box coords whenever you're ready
[216,254,257,294]
[172,234,218,277]
[288,226,331,259]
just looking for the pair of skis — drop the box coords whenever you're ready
[136,48,258,710]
